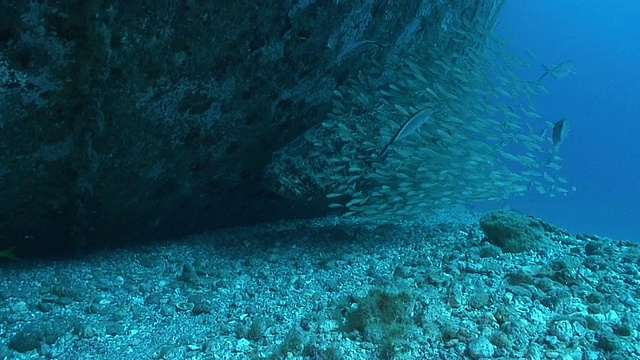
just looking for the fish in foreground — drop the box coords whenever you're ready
[538,61,576,81]
[542,118,570,166]
[377,108,434,160]
[0,247,17,260]
[551,118,570,152]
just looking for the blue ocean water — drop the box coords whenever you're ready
[494,1,640,242]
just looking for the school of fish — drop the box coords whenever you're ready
[263,6,575,221]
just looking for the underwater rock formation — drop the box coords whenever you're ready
[479,210,554,253]
[0,1,511,256]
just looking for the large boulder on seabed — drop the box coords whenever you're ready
[0,1,505,257]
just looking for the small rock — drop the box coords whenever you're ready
[550,320,574,342]
[235,338,251,353]
[468,336,495,359]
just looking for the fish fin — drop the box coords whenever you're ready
[538,65,550,81]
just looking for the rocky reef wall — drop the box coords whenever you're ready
[0,0,504,256]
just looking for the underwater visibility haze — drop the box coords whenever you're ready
[1,1,640,359]
[497,0,640,242]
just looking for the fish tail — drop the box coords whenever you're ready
[538,65,550,81]
[545,146,559,165]
[376,143,392,161]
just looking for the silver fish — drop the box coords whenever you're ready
[538,61,576,81]
[377,108,434,160]
[544,118,571,168]
[541,118,570,166]
[552,118,570,151]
